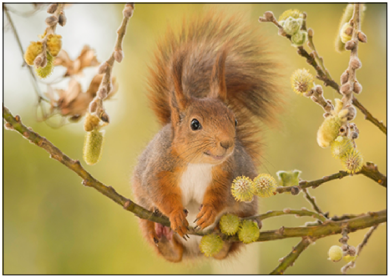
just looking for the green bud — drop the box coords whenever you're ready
[238,220,260,244]
[219,214,240,236]
[231,176,254,202]
[83,129,105,165]
[330,136,354,159]
[291,30,308,47]
[317,116,343,148]
[328,245,343,262]
[281,16,303,35]
[252,174,277,198]
[199,234,224,257]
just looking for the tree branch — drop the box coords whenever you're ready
[3,106,170,227]
[3,106,386,247]
[270,237,312,274]
[302,188,325,215]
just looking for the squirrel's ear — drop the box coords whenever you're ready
[209,48,228,102]
[170,52,188,123]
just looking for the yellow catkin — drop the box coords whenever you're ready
[279,9,302,21]
[330,136,354,159]
[328,245,343,262]
[317,116,343,148]
[35,52,54,79]
[219,214,240,236]
[252,174,277,198]
[24,41,43,66]
[341,148,363,174]
[84,113,101,132]
[291,69,314,95]
[231,176,254,202]
[47,34,62,57]
[199,234,224,257]
[238,220,260,244]
[83,129,105,165]
[335,4,366,52]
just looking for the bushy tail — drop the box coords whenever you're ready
[147,11,284,162]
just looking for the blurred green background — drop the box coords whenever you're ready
[4,3,386,274]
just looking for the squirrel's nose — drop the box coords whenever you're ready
[220,140,233,150]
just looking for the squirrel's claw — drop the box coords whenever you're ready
[195,204,217,230]
[169,209,189,238]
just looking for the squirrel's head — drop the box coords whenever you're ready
[169,48,236,165]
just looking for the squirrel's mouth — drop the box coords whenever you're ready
[203,151,227,161]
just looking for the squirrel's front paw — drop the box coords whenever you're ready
[169,209,189,239]
[195,204,217,230]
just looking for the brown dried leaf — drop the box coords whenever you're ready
[54,45,99,76]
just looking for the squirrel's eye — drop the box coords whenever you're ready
[190,119,202,131]
[235,119,238,127]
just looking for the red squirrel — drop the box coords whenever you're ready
[132,12,282,262]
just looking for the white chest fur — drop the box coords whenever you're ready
[179,163,214,207]
[178,163,214,253]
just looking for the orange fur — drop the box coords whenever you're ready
[147,11,283,163]
[133,10,283,262]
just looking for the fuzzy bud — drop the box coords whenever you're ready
[58,13,67,26]
[47,34,62,57]
[278,9,302,21]
[344,105,357,121]
[340,83,351,95]
[350,57,362,70]
[45,15,58,27]
[328,245,343,262]
[281,16,303,36]
[47,4,58,14]
[100,111,110,123]
[276,170,301,195]
[199,234,224,257]
[89,100,98,113]
[97,87,108,99]
[238,220,260,244]
[34,53,46,68]
[340,70,349,85]
[24,41,43,66]
[123,6,134,18]
[264,11,274,21]
[290,186,300,195]
[35,52,54,78]
[341,149,363,174]
[98,62,108,74]
[330,136,355,159]
[219,214,240,236]
[340,23,353,43]
[114,50,124,63]
[231,176,254,202]
[291,30,308,47]
[308,28,314,37]
[345,39,356,50]
[252,174,277,198]
[83,129,105,165]
[84,113,100,132]
[291,69,314,95]
[353,81,362,94]
[358,31,367,43]
[317,116,343,148]
[347,246,357,256]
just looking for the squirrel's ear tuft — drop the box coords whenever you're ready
[209,48,228,102]
[170,51,188,123]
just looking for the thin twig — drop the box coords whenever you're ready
[258,11,386,134]
[277,165,386,194]
[341,225,379,274]
[89,4,134,124]
[248,208,327,223]
[302,188,325,215]
[270,237,312,274]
